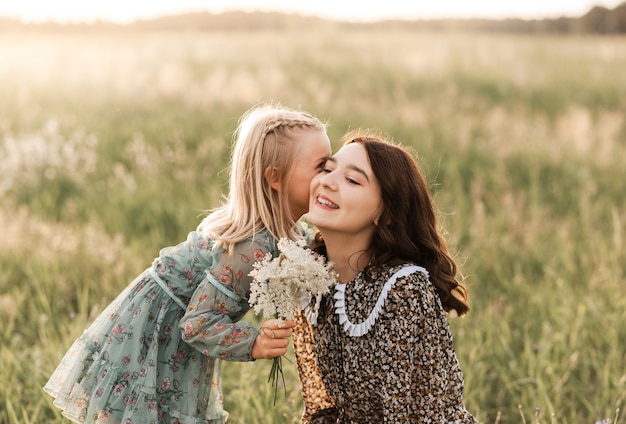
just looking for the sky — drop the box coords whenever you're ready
[0,0,623,24]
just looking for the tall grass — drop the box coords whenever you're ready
[0,28,624,423]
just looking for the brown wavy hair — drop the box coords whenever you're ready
[315,130,470,316]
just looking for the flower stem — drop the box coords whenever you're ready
[268,356,286,406]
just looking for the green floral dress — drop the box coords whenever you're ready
[44,228,278,424]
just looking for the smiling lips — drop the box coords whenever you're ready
[315,195,339,209]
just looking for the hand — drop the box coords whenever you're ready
[251,319,297,360]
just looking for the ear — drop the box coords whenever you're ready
[373,206,389,226]
[264,166,281,191]
[373,207,383,226]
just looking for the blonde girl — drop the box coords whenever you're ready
[44,103,331,424]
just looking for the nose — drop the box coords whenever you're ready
[319,171,337,190]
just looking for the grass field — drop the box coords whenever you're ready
[1,27,625,423]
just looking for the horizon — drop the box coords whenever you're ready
[0,0,624,24]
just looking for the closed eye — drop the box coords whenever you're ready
[322,157,337,174]
[321,161,335,173]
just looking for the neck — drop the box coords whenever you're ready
[322,232,373,283]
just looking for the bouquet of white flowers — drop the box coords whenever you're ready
[249,237,337,403]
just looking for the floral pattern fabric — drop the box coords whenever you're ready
[294,263,478,424]
[44,229,278,424]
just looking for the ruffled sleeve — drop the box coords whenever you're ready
[179,232,277,361]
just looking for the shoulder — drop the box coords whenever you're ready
[382,263,430,289]
[247,227,277,248]
[231,228,279,260]
[362,265,439,335]
[381,264,439,308]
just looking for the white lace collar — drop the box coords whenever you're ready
[333,265,427,337]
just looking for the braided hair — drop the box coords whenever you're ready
[199,102,327,251]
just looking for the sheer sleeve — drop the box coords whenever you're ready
[180,235,274,361]
[293,310,336,423]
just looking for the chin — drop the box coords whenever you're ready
[306,214,324,228]
[306,215,319,227]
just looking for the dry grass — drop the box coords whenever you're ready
[1,28,625,423]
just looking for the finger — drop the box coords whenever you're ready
[262,327,276,339]
[275,337,289,348]
[262,319,297,330]
[262,319,296,330]
[266,339,289,356]
[264,336,289,349]
[272,328,294,338]
[278,320,297,329]
[265,348,287,359]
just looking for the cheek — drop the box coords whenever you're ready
[365,198,384,223]
[310,173,323,190]
[297,170,320,196]
[290,172,313,203]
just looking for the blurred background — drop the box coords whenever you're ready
[1,1,625,423]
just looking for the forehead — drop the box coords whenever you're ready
[296,129,331,157]
[334,142,369,164]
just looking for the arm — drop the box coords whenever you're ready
[179,237,270,361]
[380,270,457,423]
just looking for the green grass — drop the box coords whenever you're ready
[1,28,625,423]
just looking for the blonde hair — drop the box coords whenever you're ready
[198,102,327,252]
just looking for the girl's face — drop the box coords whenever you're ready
[286,129,332,220]
[308,142,383,240]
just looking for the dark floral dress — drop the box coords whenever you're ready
[44,228,278,423]
[294,263,478,424]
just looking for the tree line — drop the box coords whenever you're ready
[1,3,625,34]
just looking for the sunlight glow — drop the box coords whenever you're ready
[0,0,623,23]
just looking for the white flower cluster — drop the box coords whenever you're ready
[249,238,337,320]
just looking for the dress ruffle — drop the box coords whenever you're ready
[333,265,427,337]
[302,293,323,326]
[43,274,227,424]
